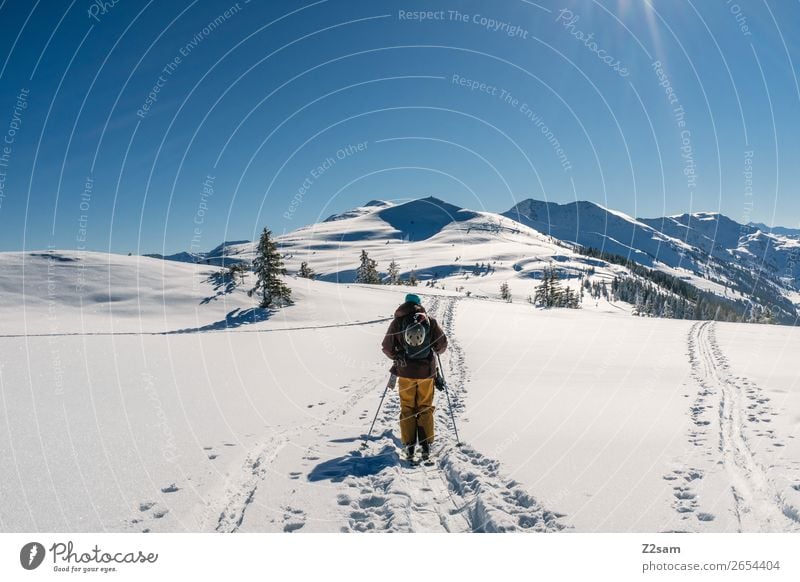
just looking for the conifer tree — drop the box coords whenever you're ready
[355,250,381,284]
[386,260,401,285]
[534,269,550,307]
[249,228,292,308]
[500,281,511,302]
[298,261,316,279]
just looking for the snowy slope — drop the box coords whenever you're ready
[642,213,800,284]
[503,199,692,268]
[231,197,628,310]
[505,199,800,320]
[2,250,799,533]
[458,300,800,532]
[152,197,800,321]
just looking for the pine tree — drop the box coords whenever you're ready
[632,289,644,316]
[644,294,655,317]
[406,270,418,286]
[548,269,563,307]
[228,262,249,285]
[386,260,401,285]
[562,286,572,308]
[534,269,550,307]
[500,281,511,302]
[355,250,380,284]
[249,228,292,308]
[298,261,316,279]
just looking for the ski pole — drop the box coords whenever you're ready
[361,373,396,449]
[436,352,462,446]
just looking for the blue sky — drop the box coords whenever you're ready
[0,0,799,254]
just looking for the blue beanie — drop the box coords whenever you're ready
[405,293,421,305]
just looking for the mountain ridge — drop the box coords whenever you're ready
[142,196,800,323]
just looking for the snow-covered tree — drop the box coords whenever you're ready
[355,250,380,284]
[533,270,550,307]
[500,281,511,302]
[298,261,316,279]
[386,260,401,285]
[249,228,292,308]
[632,289,644,316]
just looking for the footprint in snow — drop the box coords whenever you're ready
[282,506,306,532]
[139,502,155,512]
[358,495,387,509]
[160,483,179,493]
[684,469,703,482]
[208,454,218,460]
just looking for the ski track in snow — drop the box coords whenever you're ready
[338,295,567,533]
[669,321,800,532]
[213,435,291,532]
[160,295,568,533]
[206,371,392,533]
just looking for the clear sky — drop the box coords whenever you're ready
[0,0,798,254]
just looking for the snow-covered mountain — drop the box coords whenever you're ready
[750,222,800,238]
[504,199,800,321]
[640,212,800,285]
[211,197,625,298]
[151,196,800,322]
[502,198,692,268]
[275,196,642,311]
[145,240,250,266]
[505,199,800,285]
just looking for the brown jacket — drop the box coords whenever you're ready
[381,302,448,379]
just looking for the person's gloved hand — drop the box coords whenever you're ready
[434,371,445,391]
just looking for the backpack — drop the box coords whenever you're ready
[400,312,431,360]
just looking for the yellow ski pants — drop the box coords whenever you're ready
[397,377,435,447]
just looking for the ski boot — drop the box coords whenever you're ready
[420,442,431,463]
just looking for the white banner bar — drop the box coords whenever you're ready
[1,533,798,581]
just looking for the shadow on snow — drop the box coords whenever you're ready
[307,434,400,483]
